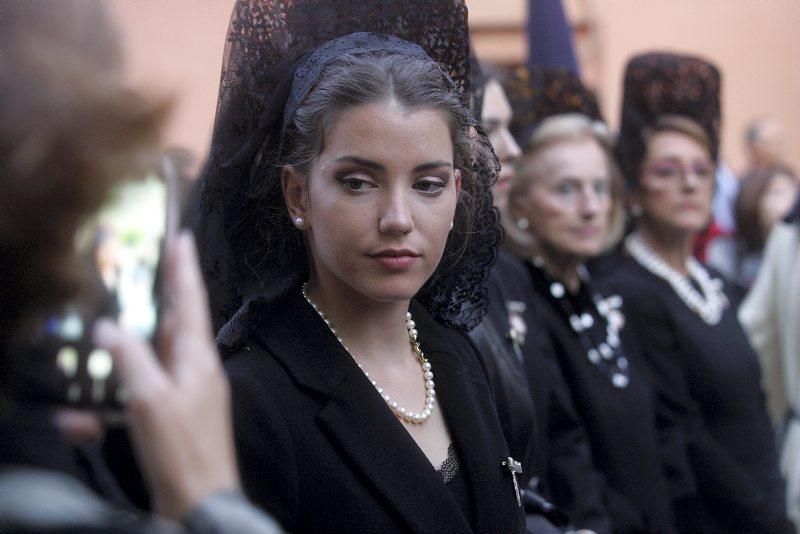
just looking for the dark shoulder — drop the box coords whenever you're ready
[598,255,667,300]
[411,300,487,381]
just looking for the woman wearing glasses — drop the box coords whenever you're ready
[605,52,790,533]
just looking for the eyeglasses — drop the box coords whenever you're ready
[643,160,716,184]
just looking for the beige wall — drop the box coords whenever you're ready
[108,0,800,174]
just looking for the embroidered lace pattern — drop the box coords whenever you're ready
[198,1,502,349]
[437,442,459,484]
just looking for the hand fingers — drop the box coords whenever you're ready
[93,318,168,398]
[167,232,213,340]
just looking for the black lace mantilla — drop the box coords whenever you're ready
[198,0,501,350]
[616,52,721,185]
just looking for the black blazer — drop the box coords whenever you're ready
[225,290,525,533]
[525,262,676,533]
[471,250,612,533]
[603,257,792,534]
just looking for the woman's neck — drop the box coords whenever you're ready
[637,221,693,275]
[305,276,413,368]
[534,247,584,293]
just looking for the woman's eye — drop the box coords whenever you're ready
[594,181,610,196]
[693,165,715,179]
[556,182,577,195]
[652,166,681,179]
[414,179,446,194]
[340,176,375,191]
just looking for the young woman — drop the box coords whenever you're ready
[506,102,676,532]
[606,52,791,533]
[198,2,525,532]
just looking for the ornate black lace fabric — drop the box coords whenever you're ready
[198,0,502,350]
[616,52,721,185]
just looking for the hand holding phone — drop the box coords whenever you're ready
[93,232,240,520]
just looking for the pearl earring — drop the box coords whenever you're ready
[516,217,530,231]
[449,221,454,231]
[294,217,305,228]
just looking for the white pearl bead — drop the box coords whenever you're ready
[424,371,433,380]
[391,401,398,409]
[409,328,418,339]
[425,380,434,389]
[427,389,435,397]
[406,320,415,330]
[422,361,431,371]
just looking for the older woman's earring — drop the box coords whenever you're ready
[630,205,643,217]
[294,217,305,229]
[449,221,454,231]
[516,218,530,231]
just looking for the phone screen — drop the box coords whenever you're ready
[16,159,177,415]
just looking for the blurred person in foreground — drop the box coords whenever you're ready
[740,190,800,528]
[0,1,278,531]
[606,51,791,533]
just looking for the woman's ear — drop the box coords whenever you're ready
[627,188,643,217]
[281,165,309,228]
[454,168,462,195]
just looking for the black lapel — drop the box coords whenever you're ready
[256,292,472,533]
[412,303,525,534]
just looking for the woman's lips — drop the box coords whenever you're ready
[370,251,420,270]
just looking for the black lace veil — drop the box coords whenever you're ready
[198,0,502,349]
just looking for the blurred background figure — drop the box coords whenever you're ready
[503,66,676,533]
[607,51,791,533]
[734,164,799,295]
[744,117,787,174]
[740,192,800,529]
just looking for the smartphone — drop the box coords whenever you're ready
[13,156,179,420]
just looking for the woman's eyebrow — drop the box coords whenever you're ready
[331,156,453,174]
[331,155,384,171]
[413,160,453,173]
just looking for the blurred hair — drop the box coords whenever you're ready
[736,164,798,253]
[506,113,626,257]
[0,0,170,349]
[642,115,713,164]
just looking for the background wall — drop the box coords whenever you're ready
[109,0,800,174]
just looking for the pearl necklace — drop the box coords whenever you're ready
[301,284,436,424]
[625,233,728,325]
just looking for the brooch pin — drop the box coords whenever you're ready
[502,456,523,506]
[505,300,527,362]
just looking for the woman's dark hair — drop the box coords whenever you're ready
[237,52,495,303]
[736,164,798,253]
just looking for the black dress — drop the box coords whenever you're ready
[525,260,676,533]
[603,256,792,533]
[471,250,612,533]
[225,289,526,533]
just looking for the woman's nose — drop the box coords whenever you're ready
[378,189,414,234]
